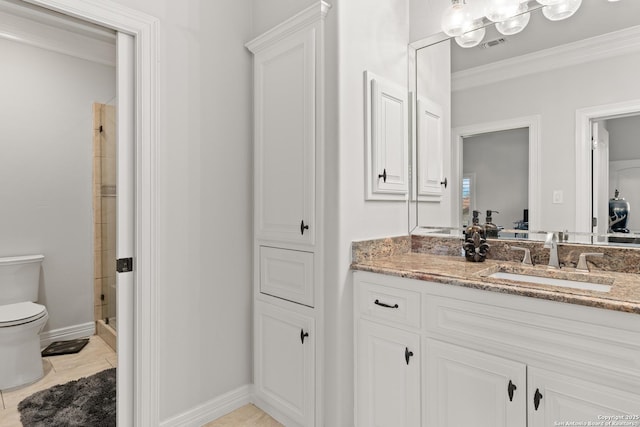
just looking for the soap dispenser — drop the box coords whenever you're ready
[484,210,499,238]
[465,210,484,239]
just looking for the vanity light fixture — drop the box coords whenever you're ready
[441,0,585,48]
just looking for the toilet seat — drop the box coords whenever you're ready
[0,302,47,327]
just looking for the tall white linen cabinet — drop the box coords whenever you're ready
[246,3,330,426]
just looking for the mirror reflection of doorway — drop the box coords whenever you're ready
[592,114,640,237]
[462,127,529,235]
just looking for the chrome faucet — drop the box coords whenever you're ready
[544,232,560,269]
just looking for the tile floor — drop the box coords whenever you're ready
[0,335,116,427]
[205,404,283,427]
[0,335,280,427]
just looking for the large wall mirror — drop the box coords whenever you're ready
[410,0,640,245]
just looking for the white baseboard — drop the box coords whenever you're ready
[160,384,253,427]
[40,321,96,349]
[251,393,301,427]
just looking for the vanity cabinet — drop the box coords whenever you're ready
[356,319,421,427]
[353,271,640,427]
[254,300,315,427]
[425,339,526,427]
[247,3,330,426]
[528,368,640,427]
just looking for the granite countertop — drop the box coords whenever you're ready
[351,252,640,314]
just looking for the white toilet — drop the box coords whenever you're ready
[0,254,49,390]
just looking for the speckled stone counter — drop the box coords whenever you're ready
[351,236,640,315]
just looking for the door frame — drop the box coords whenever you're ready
[22,0,160,425]
[575,99,640,234]
[451,115,541,232]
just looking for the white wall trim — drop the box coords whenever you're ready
[245,1,330,53]
[22,0,160,426]
[452,25,640,92]
[452,115,541,232]
[0,7,115,66]
[39,321,95,349]
[575,99,640,233]
[159,385,253,427]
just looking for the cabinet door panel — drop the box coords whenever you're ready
[528,367,640,427]
[255,301,315,426]
[417,97,444,200]
[356,320,420,427]
[425,339,526,427]
[364,71,409,200]
[255,28,316,246]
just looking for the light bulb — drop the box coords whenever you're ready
[485,0,523,22]
[495,5,530,35]
[542,0,582,21]
[441,0,474,37]
[455,26,486,48]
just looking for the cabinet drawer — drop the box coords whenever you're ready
[260,246,314,307]
[357,279,421,329]
[425,295,640,377]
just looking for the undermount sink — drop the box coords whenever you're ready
[480,265,614,293]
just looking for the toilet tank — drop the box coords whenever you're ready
[0,255,45,305]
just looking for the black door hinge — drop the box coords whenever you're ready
[116,257,134,273]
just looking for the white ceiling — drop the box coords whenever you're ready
[452,0,640,72]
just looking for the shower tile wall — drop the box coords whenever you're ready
[92,103,116,329]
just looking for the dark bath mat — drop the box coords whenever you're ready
[41,338,90,357]
[18,367,116,427]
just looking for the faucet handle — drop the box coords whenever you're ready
[544,232,557,247]
[576,253,604,272]
[509,246,532,265]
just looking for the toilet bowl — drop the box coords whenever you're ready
[0,255,48,390]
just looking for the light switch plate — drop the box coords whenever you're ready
[553,190,563,204]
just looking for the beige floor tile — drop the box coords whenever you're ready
[0,406,22,427]
[46,335,113,372]
[105,352,118,368]
[204,404,283,427]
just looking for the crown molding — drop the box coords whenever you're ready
[452,25,640,92]
[0,6,115,66]
[245,1,331,53]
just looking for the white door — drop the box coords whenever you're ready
[116,32,135,427]
[356,320,420,427]
[528,367,640,427]
[592,121,610,235]
[424,339,527,427]
[255,301,315,426]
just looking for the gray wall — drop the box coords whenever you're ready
[608,115,640,161]
[107,0,254,421]
[0,38,115,333]
[453,51,640,231]
[463,128,529,229]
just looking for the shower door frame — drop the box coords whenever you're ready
[21,0,160,425]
